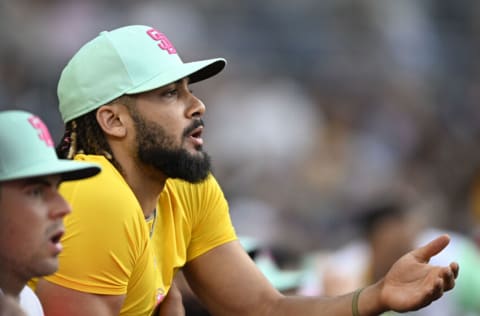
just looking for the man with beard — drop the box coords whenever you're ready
[35,25,459,316]
[0,110,100,315]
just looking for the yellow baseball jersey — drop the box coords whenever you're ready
[43,154,237,315]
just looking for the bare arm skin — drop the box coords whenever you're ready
[36,279,125,316]
[183,235,458,316]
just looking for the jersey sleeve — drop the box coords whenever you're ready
[183,174,238,261]
[44,160,149,295]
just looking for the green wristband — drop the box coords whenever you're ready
[352,287,364,316]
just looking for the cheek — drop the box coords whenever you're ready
[0,219,27,256]
[156,107,186,126]
[0,200,49,251]
[162,117,184,135]
[0,216,45,249]
[157,121,185,145]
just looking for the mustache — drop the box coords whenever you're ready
[183,119,204,137]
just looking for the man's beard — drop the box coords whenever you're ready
[131,110,211,183]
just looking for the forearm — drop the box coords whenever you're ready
[187,241,388,316]
[269,284,386,316]
[189,236,458,316]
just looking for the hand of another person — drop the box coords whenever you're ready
[378,234,459,312]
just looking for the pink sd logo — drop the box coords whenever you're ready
[28,116,54,147]
[155,288,165,306]
[146,28,177,55]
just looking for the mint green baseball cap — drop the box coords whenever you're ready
[58,25,226,123]
[0,110,101,181]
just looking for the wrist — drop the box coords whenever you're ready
[352,288,364,316]
[355,282,388,316]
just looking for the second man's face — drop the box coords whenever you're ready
[0,175,71,281]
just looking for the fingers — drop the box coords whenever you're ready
[442,263,458,291]
[411,234,451,262]
[431,277,445,302]
[430,264,457,303]
[449,261,460,279]
[425,267,454,306]
[414,276,445,311]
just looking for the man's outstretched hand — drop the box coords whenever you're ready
[378,234,459,313]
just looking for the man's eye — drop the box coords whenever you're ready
[29,188,42,196]
[163,89,178,97]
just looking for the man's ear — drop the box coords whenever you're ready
[96,105,128,138]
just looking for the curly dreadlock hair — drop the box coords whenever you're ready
[56,95,136,170]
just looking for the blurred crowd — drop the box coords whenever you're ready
[1,1,480,310]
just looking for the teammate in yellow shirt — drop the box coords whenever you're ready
[42,154,235,315]
[36,25,459,316]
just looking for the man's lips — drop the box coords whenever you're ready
[48,228,65,255]
[49,229,64,244]
[188,126,204,146]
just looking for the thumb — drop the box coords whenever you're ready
[411,234,450,262]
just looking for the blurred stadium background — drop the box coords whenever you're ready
[1,0,480,254]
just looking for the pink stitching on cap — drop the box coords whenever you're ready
[146,28,177,54]
[28,116,54,147]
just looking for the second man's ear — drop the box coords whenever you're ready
[96,104,128,138]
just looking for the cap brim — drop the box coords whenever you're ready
[0,160,101,182]
[188,58,226,84]
[126,58,226,94]
[57,160,101,181]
